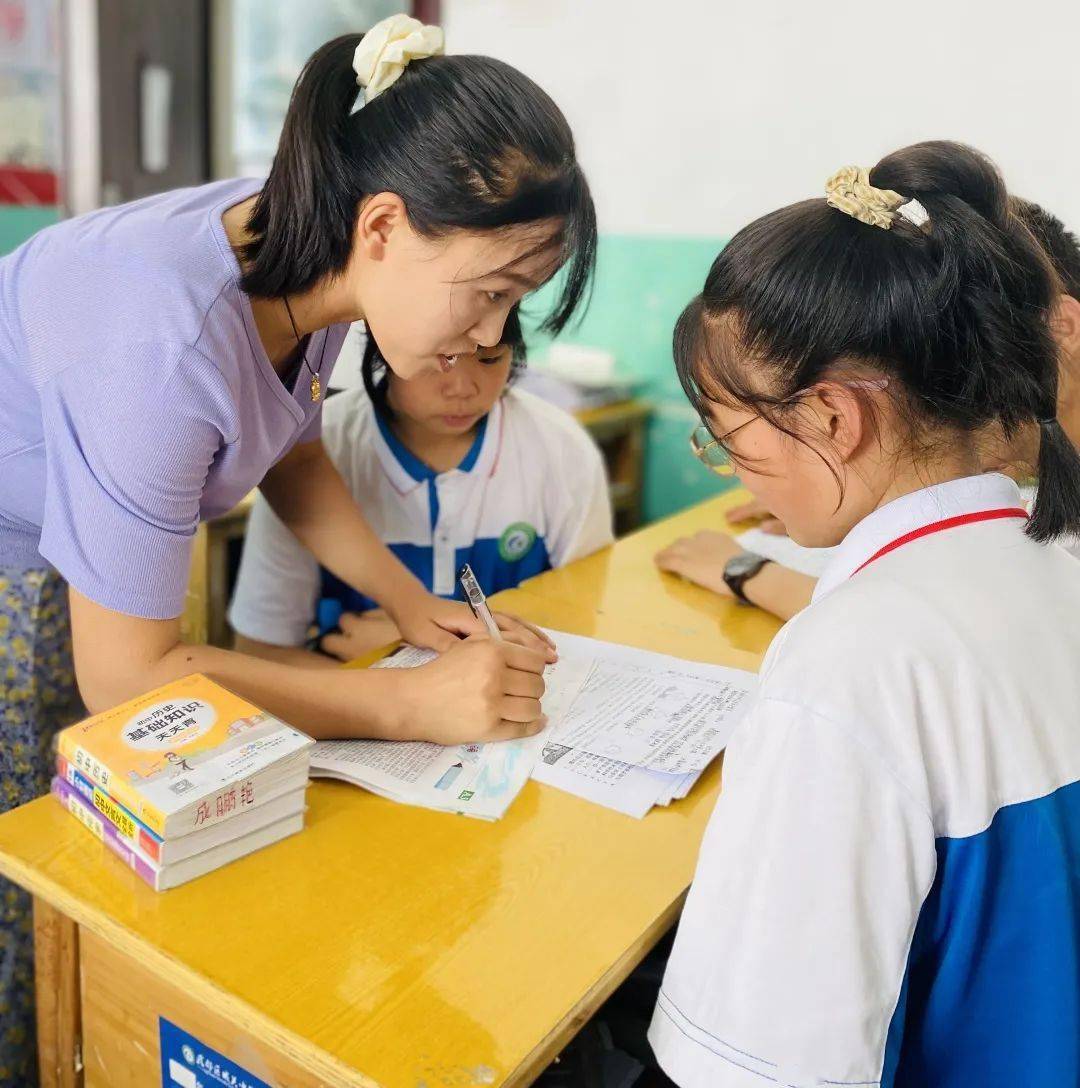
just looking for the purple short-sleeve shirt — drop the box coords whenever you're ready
[0,179,348,617]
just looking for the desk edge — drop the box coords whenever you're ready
[0,851,382,1088]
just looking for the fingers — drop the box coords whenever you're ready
[441,610,486,638]
[499,695,543,724]
[502,667,546,699]
[499,640,548,675]
[494,615,557,661]
[318,632,354,662]
[422,624,460,653]
[495,612,556,650]
[762,518,787,535]
[459,634,546,675]
[340,610,391,629]
[657,556,688,579]
[484,718,545,742]
[655,541,687,572]
[725,499,769,524]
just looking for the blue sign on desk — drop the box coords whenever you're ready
[159,1017,272,1088]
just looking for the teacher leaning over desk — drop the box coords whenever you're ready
[0,15,595,1084]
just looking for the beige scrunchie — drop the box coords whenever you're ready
[352,14,444,102]
[825,165,906,230]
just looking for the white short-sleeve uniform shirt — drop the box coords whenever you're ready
[650,473,1080,1088]
[228,387,614,646]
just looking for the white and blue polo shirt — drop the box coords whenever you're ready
[228,386,613,645]
[650,473,1080,1088]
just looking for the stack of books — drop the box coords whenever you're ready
[516,367,637,413]
[517,343,638,413]
[52,674,314,890]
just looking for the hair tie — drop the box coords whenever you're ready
[825,165,930,231]
[1038,416,1057,428]
[353,14,444,103]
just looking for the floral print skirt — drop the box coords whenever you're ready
[0,567,84,1087]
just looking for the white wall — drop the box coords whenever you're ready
[443,0,1080,236]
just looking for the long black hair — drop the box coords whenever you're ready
[362,305,526,419]
[240,33,595,335]
[1014,199,1080,300]
[675,140,1080,542]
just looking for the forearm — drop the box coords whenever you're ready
[153,643,391,739]
[232,633,340,671]
[71,609,403,741]
[743,564,816,622]
[261,443,423,608]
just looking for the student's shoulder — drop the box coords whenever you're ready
[762,570,967,737]
[766,571,938,683]
[501,388,602,463]
[320,387,379,453]
[753,576,951,812]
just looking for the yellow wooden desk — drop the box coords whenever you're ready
[0,493,780,1088]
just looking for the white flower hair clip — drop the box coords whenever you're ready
[825,165,931,231]
[352,14,445,103]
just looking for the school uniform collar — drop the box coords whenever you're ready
[371,397,503,495]
[813,473,1025,603]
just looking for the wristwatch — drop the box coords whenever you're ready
[723,551,772,604]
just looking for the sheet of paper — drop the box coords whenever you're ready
[736,528,835,578]
[646,768,701,806]
[550,659,753,775]
[372,644,439,669]
[530,629,755,810]
[541,654,594,720]
[531,743,668,819]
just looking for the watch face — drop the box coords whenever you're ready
[726,552,765,579]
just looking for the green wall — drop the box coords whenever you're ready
[0,206,59,255]
[528,234,736,523]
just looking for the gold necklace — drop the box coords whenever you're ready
[282,296,326,403]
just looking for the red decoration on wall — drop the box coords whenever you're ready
[0,165,58,205]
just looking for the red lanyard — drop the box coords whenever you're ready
[850,507,1029,579]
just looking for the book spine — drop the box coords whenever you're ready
[55,756,163,864]
[57,734,168,837]
[51,777,160,890]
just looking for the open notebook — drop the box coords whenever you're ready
[309,634,757,820]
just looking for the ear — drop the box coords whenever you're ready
[799,381,872,463]
[1052,293,1080,368]
[1053,295,1080,449]
[355,192,408,262]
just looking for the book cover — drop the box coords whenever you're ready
[56,674,313,836]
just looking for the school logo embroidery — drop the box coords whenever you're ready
[498,522,537,562]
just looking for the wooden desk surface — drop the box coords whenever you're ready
[510,490,780,674]
[0,493,780,1088]
[572,399,652,429]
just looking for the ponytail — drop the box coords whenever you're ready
[241,35,363,299]
[1030,417,1080,541]
[240,33,596,335]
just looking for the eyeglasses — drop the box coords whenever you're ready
[689,418,758,476]
[689,377,891,476]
